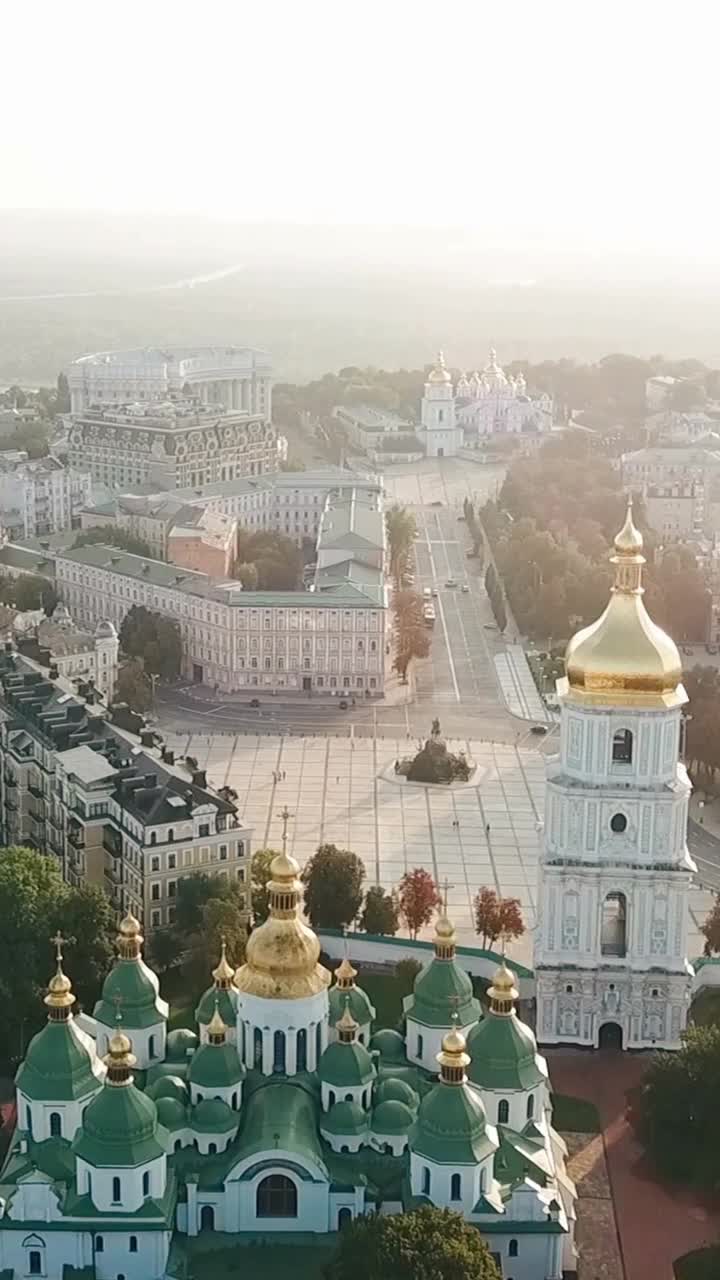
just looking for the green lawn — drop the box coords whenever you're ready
[552,1093,601,1133]
[674,1246,720,1279]
[188,1241,334,1279]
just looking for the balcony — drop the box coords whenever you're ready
[29,804,46,824]
[28,782,44,800]
[3,773,17,789]
[67,828,85,849]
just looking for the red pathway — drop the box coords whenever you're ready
[548,1049,720,1280]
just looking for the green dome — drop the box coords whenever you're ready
[192,1098,237,1132]
[17,1019,103,1103]
[374,1077,418,1110]
[189,1041,245,1090]
[410,1082,496,1165]
[369,1029,406,1063]
[195,984,238,1028]
[73,1083,165,1167]
[319,1039,375,1088]
[329,983,375,1028]
[146,1076,188,1104]
[407,956,481,1029]
[371,1099,414,1134]
[155,1097,187,1130]
[166,1028,198,1061]
[321,1100,368,1136]
[94,959,164,1031]
[466,1012,547,1092]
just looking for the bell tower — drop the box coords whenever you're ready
[534,503,695,1050]
[421,352,462,457]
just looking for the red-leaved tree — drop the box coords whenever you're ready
[397,869,441,940]
[473,887,524,949]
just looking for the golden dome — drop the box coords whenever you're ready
[442,1024,467,1055]
[488,961,519,1002]
[44,963,75,1010]
[118,911,141,938]
[435,912,455,940]
[428,351,452,384]
[335,956,358,987]
[207,1006,227,1040]
[563,501,685,709]
[212,941,235,986]
[336,1004,358,1036]
[437,1019,471,1077]
[234,851,330,1000]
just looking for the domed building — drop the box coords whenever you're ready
[420,346,552,452]
[0,852,576,1277]
[86,911,168,1067]
[535,502,696,1048]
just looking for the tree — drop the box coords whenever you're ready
[234,561,259,590]
[397,869,441,940]
[250,848,280,925]
[49,881,115,1013]
[183,897,247,992]
[324,1205,501,1280]
[114,660,152,713]
[302,844,366,929]
[473,887,524,949]
[73,525,154,559]
[395,957,422,997]
[233,530,302,592]
[702,895,720,955]
[175,872,238,933]
[634,1025,720,1189]
[148,927,184,974]
[361,885,399,935]
[119,605,182,679]
[386,504,417,587]
[0,573,54,614]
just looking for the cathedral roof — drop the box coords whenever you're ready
[147,1076,188,1104]
[195,984,239,1029]
[17,1019,102,1103]
[371,1099,414,1134]
[410,1080,496,1165]
[369,1028,407,1063]
[237,1082,327,1173]
[189,1039,245,1090]
[374,1077,419,1109]
[466,963,547,1092]
[564,501,685,709]
[192,1098,237,1133]
[318,1037,375,1088]
[328,978,375,1027]
[155,1096,187,1130]
[405,923,481,1028]
[166,1027,198,1060]
[427,351,452,384]
[73,1073,165,1167]
[321,1100,368,1136]
[94,914,166,1031]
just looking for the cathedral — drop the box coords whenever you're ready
[535,503,696,1048]
[419,349,553,456]
[0,849,576,1280]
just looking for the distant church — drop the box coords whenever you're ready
[534,503,696,1049]
[419,350,553,457]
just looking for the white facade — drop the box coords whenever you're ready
[0,454,91,539]
[67,345,272,418]
[535,510,696,1050]
[456,350,553,439]
[420,353,464,458]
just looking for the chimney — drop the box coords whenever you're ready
[191,769,207,789]
[140,729,155,748]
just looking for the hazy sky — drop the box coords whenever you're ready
[2,0,717,254]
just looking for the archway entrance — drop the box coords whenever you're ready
[256,1173,297,1218]
[598,1021,624,1050]
[338,1207,352,1230]
[200,1205,215,1231]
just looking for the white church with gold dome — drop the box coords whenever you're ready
[419,349,553,456]
[535,502,696,1049]
[0,840,577,1280]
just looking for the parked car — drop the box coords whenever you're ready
[249,698,261,708]
[339,700,349,710]
[445,578,458,588]
[531,724,548,735]
[431,588,439,597]
[461,583,470,593]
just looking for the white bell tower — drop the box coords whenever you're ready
[421,352,462,457]
[535,503,695,1050]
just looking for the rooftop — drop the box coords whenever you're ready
[334,404,413,433]
[69,344,271,373]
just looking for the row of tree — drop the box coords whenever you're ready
[0,573,57,615]
[233,529,304,592]
[483,563,507,634]
[462,498,484,561]
[392,589,431,682]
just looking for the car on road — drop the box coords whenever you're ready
[431,588,439,597]
[531,724,548,735]
[484,623,497,630]
[445,578,458,587]
[249,698,261,708]
[431,499,443,506]
[456,514,465,521]
[461,583,470,593]
[339,700,349,710]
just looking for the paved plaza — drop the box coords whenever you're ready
[164,731,712,966]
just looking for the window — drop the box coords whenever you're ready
[150,855,160,872]
[151,883,160,901]
[565,984,574,994]
[199,823,210,837]
[168,880,176,898]
[167,829,174,842]
[208,1142,217,1155]
[129,1236,137,1253]
[256,1173,297,1218]
[168,853,176,870]
[112,1176,121,1203]
[422,1167,431,1196]
[416,1034,424,1058]
[527,1094,535,1121]
[610,812,627,834]
[450,1172,461,1200]
[612,728,633,764]
[219,845,228,860]
[498,1099,509,1124]
[29,1252,42,1276]
[49,1111,62,1138]
[95,1236,104,1253]
[509,1239,519,1257]
[150,832,157,846]
[273,1029,286,1073]
[601,892,627,957]
[151,910,161,928]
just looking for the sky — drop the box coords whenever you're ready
[1,0,718,256]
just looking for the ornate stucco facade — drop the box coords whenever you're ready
[535,504,696,1049]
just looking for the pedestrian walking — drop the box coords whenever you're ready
[485,822,491,836]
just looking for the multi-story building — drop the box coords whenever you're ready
[167,509,238,578]
[67,398,277,492]
[80,468,383,554]
[621,441,720,540]
[22,603,119,702]
[55,541,387,695]
[0,651,250,931]
[66,345,272,417]
[332,405,419,457]
[0,453,91,538]
[535,505,695,1049]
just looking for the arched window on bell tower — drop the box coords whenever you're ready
[612,728,633,765]
[601,892,627,957]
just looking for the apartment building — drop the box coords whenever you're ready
[0,453,91,538]
[54,542,387,694]
[0,652,251,931]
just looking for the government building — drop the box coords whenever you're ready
[534,503,696,1049]
[0,844,577,1279]
[66,346,272,418]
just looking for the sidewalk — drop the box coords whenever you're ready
[495,644,554,723]
[690,792,720,840]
